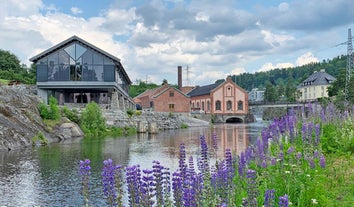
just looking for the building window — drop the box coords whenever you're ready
[169,104,174,110]
[169,91,174,97]
[215,100,221,110]
[202,101,205,110]
[197,102,199,108]
[227,100,232,110]
[207,100,210,111]
[237,101,243,110]
[150,101,153,107]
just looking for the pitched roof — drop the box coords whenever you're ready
[29,35,132,84]
[153,85,190,98]
[30,35,121,63]
[298,69,336,88]
[187,82,222,97]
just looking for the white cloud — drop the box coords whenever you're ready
[230,67,246,75]
[296,52,319,66]
[261,30,294,47]
[258,62,294,72]
[70,7,83,15]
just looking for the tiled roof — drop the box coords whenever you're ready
[187,82,222,97]
[298,69,336,88]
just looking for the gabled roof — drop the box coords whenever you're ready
[298,69,336,88]
[29,35,132,84]
[153,85,190,98]
[187,82,222,97]
[30,35,121,63]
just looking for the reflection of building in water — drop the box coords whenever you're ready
[214,124,249,157]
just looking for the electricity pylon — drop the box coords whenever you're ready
[345,28,354,105]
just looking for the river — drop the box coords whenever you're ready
[0,121,266,206]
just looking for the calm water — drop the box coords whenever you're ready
[0,121,266,207]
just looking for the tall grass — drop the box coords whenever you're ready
[79,102,354,206]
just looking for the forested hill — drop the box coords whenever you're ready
[231,55,347,91]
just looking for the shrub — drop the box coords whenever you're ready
[31,132,48,146]
[80,102,106,135]
[61,106,80,124]
[38,96,60,120]
[126,109,134,118]
[180,123,188,129]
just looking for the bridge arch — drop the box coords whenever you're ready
[225,117,243,123]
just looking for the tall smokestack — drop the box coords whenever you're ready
[178,66,182,90]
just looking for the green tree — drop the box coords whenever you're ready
[0,49,36,83]
[264,81,278,102]
[80,102,106,135]
[0,49,22,72]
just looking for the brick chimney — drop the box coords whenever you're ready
[178,66,182,90]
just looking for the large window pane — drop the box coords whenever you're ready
[59,49,69,65]
[94,65,103,81]
[76,43,87,59]
[48,52,58,66]
[93,52,103,65]
[64,43,76,60]
[82,49,93,65]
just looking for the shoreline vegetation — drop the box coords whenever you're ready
[78,102,354,207]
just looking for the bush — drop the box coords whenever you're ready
[61,106,80,124]
[31,132,48,146]
[126,109,134,118]
[80,102,106,135]
[38,96,60,120]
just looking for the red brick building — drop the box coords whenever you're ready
[133,83,191,113]
[188,77,248,115]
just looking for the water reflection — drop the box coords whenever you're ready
[0,122,265,206]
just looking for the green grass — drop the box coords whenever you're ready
[0,79,10,84]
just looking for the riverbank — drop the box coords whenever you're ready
[0,85,209,150]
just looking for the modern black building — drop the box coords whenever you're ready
[30,35,134,109]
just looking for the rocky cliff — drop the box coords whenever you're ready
[0,85,83,151]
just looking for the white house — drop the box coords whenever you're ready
[297,69,336,102]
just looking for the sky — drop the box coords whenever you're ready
[1,0,354,86]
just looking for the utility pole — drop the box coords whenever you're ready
[345,28,354,105]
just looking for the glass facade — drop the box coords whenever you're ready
[36,41,119,83]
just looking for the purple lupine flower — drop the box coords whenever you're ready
[79,159,91,206]
[319,154,326,169]
[114,165,124,207]
[313,150,319,158]
[301,123,307,144]
[309,158,315,169]
[296,152,302,160]
[126,165,141,207]
[172,171,183,207]
[162,167,171,205]
[256,138,265,166]
[270,157,277,166]
[238,152,246,177]
[225,148,233,175]
[278,151,284,162]
[183,176,197,207]
[264,189,275,207]
[102,159,117,207]
[179,143,187,178]
[153,160,171,206]
[314,123,320,146]
[287,147,294,155]
[199,135,209,174]
[141,169,155,207]
[278,194,289,207]
[246,169,258,206]
[307,122,314,143]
